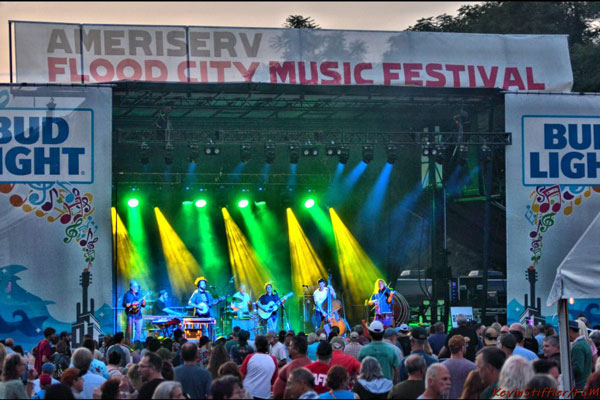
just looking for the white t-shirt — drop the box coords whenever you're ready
[232,292,251,312]
[313,288,331,308]
[270,341,287,362]
[241,353,278,399]
[81,371,106,399]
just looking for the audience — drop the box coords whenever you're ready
[388,354,426,399]
[570,319,593,390]
[352,356,393,399]
[418,363,451,399]
[60,367,84,398]
[71,347,106,399]
[441,334,477,399]
[398,326,438,381]
[476,346,506,399]
[240,335,278,399]
[211,375,247,399]
[306,341,335,395]
[273,335,311,399]
[427,322,446,355]
[358,321,400,382]
[208,343,230,379]
[344,332,363,359]
[217,361,244,381]
[440,315,478,361]
[0,354,32,399]
[460,369,487,399]
[137,352,165,399]
[494,356,534,399]
[152,380,186,399]
[525,374,557,399]
[508,323,539,361]
[320,365,358,399]
[174,342,212,399]
[284,367,319,399]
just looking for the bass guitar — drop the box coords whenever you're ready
[257,292,294,320]
[191,293,231,316]
[126,291,152,315]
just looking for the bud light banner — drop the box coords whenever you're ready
[506,93,600,326]
[0,85,112,350]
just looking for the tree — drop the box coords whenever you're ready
[407,2,600,92]
[284,15,320,29]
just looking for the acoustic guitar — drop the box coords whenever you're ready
[257,292,294,320]
[125,291,152,315]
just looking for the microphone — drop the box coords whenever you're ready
[209,285,216,289]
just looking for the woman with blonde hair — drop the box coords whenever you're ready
[492,356,534,399]
[577,318,598,371]
[367,279,395,325]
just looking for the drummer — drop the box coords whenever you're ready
[231,284,253,332]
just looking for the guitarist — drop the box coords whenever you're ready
[188,276,215,318]
[313,278,337,333]
[123,280,146,342]
[257,283,280,333]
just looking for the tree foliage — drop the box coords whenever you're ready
[284,15,320,29]
[407,2,600,92]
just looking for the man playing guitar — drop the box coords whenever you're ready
[188,277,215,318]
[122,280,147,342]
[313,278,337,332]
[256,283,280,333]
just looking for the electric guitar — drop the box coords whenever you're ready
[125,291,152,315]
[257,292,294,320]
[190,293,231,316]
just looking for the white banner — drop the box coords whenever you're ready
[0,85,112,349]
[13,21,573,91]
[506,93,600,326]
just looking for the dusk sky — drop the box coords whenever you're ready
[0,1,472,82]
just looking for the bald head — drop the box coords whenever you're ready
[405,354,426,378]
[425,364,451,396]
[509,323,523,333]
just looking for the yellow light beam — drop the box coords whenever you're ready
[154,207,202,299]
[222,207,273,298]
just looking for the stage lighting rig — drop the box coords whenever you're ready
[302,142,319,157]
[164,141,174,165]
[386,145,398,164]
[140,141,150,165]
[362,145,374,163]
[289,145,300,164]
[338,146,350,164]
[458,144,469,166]
[326,142,338,156]
[188,142,200,163]
[204,139,221,156]
[240,143,252,163]
[265,142,276,164]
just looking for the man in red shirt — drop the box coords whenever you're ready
[330,336,361,385]
[273,335,311,399]
[305,341,334,394]
[35,327,57,374]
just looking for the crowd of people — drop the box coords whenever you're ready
[1,314,600,399]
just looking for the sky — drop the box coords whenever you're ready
[0,1,472,82]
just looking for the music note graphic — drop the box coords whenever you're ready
[564,201,574,215]
[539,185,561,214]
[41,188,59,212]
[0,184,15,194]
[28,183,54,206]
[524,205,536,225]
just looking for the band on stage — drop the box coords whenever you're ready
[122,276,400,343]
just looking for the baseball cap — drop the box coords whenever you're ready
[384,328,397,338]
[500,333,517,350]
[41,362,55,374]
[399,323,410,332]
[569,320,580,331]
[216,336,227,342]
[156,347,175,360]
[484,327,499,346]
[39,374,52,387]
[368,320,385,333]
[330,336,345,350]
[448,335,470,348]
[316,341,333,357]
[349,332,359,339]
[318,333,327,341]
[411,326,427,340]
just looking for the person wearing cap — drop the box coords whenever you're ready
[440,335,476,399]
[439,314,478,362]
[397,324,412,357]
[398,327,438,381]
[31,373,52,399]
[32,363,59,393]
[306,341,335,394]
[330,336,361,384]
[188,276,215,318]
[383,328,404,360]
[344,332,363,359]
[273,335,311,399]
[569,319,592,390]
[508,323,538,361]
[483,327,499,347]
[358,321,400,382]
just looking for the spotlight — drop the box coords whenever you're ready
[204,140,220,155]
[386,145,398,164]
[326,142,337,156]
[480,144,492,162]
[304,198,315,209]
[128,198,139,208]
[182,200,193,205]
[338,146,350,164]
[434,144,446,163]
[238,199,249,208]
[265,142,276,164]
[188,142,200,163]
[302,142,319,157]
[240,143,252,163]
[140,142,150,165]
[195,199,207,208]
[362,145,374,163]
[289,145,300,164]
[458,144,469,166]
[164,141,174,165]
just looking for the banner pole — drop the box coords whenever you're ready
[558,298,572,397]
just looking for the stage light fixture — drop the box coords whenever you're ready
[304,198,315,209]
[238,199,249,208]
[188,142,200,163]
[362,145,374,163]
[326,142,337,156]
[128,198,139,208]
[338,146,350,164]
[480,144,492,162]
[265,142,276,163]
[204,140,220,155]
[195,199,207,208]
[164,141,175,165]
[458,144,469,166]
[386,145,398,164]
[289,145,300,164]
[240,143,252,163]
[182,200,193,205]
[140,142,150,165]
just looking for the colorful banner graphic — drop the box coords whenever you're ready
[13,21,572,91]
[0,85,112,350]
[506,93,600,325]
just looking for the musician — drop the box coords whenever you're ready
[313,278,337,331]
[188,277,214,318]
[231,284,252,317]
[257,283,280,333]
[122,280,146,342]
[368,279,395,326]
[152,290,181,316]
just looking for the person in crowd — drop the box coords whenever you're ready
[493,356,534,400]
[284,367,320,399]
[71,347,106,399]
[51,340,71,378]
[483,327,499,347]
[388,354,425,399]
[82,338,110,379]
[98,335,111,362]
[198,336,212,368]
[398,326,438,381]
[578,319,598,372]
[217,361,244,381]
[0,343,6,374]
[507,323,538,361]
[584,370,600,397]
[490,322,502,333]
[499,325,510,334]
[383,328,404,360]
[35,327,57,374]
[351,356,393,399]
[306,341,335,395]
[523,324,539,355]
[534,324,546,356]
[441,335,477,399]
[98,377,120,399]
[267,331,288,368]
[31,372,51,399]
[208,343,230,379]
[210,375,248,399]
[532,359,560,383]
[0,353,33,399]
[417,363,451,399]
[525,374,557,398]
[397,324,412,357]
[344,332,363,359]
[44,383,75,399]
[439,315,478,361]
[106,350,123,378]
[240,335,278,399]
[60,367,84,398]
[570,319,593,390]
[138,352,165,398]
[32,363,59,393]
[230,330,254,365]
[273,335,311,399]
[225,328,241,354]
[152,380,186,399]
[460,369,487,399]
[428,322,447,356]
[353,325,371,346]
[173,342,211,399]
[358,321,400,382]
[107,332,131,368]
[329,336,361,384]
[476,346,507,399]
[542,335,561,367]
[125,363,144,395]
[320,365,358,399]
[498,333,517,358]
[307,333,320,361]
